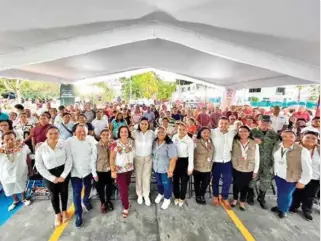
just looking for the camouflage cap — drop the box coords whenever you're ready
[259,115,272,122]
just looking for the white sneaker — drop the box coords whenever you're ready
[178,199,184,207]
[8,202,19,211]
[161,199,171,210]
[137,196,143,205]
[155,194,164,204]
[22,199,31,206]
[174,199,179,206]
[144,196,151,206]
[89,188,97,198]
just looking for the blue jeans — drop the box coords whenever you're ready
[155,172,172,199]
[71,174,92,216]
[212,162,232,200]
[275,175,296,213]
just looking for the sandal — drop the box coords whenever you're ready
[62,212,69,223]
[122,210,129,218]
[54,215,62,227]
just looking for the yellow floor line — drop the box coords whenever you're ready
[220,200,256,241]
[48,205,75,241]
[48,189,84,241]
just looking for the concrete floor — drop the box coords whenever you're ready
[0,192,319,241]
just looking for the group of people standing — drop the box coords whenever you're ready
[0,102,319,230]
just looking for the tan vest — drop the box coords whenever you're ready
[232,139,257,172]
[96,143,110,172]
[194,139,214,172]
[273,143,303,182]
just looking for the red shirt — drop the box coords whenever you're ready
[209,113,222,128]
[197,113,211,127]
[32,124,51,145]
[292,111,311,122]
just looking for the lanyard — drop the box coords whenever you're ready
[280,147,289,159]
[310,146,316,159]
[240,141,249,151]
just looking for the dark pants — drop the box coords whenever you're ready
[232,168,252,202]
[71,174,92,216]
[96,171,113,204]
[173,157,190,200]
[212,162,232,200]
[155,172,173,199]
[291,179,320,214]
[43,165,70,214]
[116,171,132,210]
[275,176,296,213]
[193,170,211,197]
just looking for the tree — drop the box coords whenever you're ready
[296,85,304,103]
[307,85,320,101]
[121,72,177,101]
[0,78,25,103]
[74,82,114,103]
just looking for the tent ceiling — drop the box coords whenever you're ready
[0,0,319,89]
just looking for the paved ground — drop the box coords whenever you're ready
[0,191,319,241]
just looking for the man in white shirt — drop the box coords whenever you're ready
[270,106,289,133]
[57,113,74,140]
[271,130,312,219]
[301,117,320,135]
[66,125,97,228]
[54,106,66,126]
[210,117,236,208]
[92,109,109,140]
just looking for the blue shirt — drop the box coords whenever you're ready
[0,112,9,121]
[57,122,75,140]
[152,141,178,173]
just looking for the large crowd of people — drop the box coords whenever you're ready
[0,101,319,228]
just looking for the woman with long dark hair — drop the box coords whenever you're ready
[110,112,127,139]
[153,126,178,209]
[35,126,72,226]
[132,117,155,206]
[231,125,260,210]
[110,126,134,218]
[193,127,214,205]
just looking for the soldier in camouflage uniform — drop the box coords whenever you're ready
[247,115,280,209]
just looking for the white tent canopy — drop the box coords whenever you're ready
[0,0,319,89]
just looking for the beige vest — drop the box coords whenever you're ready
[96,143,110,172]
[194,139,214,172]
[273,143,303,182]
[232,139,257,172]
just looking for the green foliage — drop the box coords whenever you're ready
[74,82,114,102]
[121,72,177,100]
[308,85,320,101]
[0,78,59,100]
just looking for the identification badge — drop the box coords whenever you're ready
[241,154,247,161]
[207,157,212,162]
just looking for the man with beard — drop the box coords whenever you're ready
[247,115,280,209]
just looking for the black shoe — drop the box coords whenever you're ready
[200,196,206,205]
[278,212,287,219]
[303,212,313,221]
[83,201,93,211]
[289,207,298,213]
[196,196,202,205]
[75,214,83,228]
[106,201,114,211]
[247,188,255,206]
[271,206,279,213]
[257,191,268,210]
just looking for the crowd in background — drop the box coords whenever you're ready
[0,100,319,228]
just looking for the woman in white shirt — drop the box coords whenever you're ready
[290,131,320,221]
[271,130,312,219]
[132,117,155,206]
[110,126,134,218]
[35,126,72,227]
[172,123,194,207]
[0,131,31,211]
[231,126,260,211]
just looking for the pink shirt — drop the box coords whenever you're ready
[292,111,311,122]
